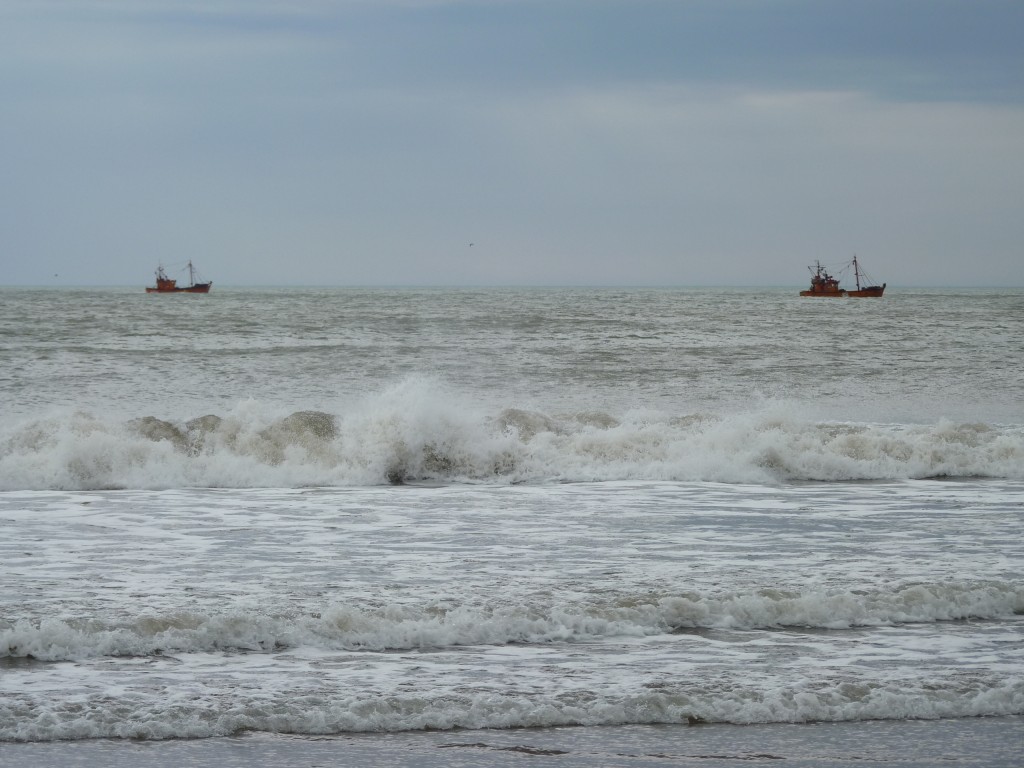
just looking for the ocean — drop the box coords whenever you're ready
[1,286,1022,766]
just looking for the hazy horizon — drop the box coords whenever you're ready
[6,279,1020,290]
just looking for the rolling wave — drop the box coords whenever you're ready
[3,676,1021,741]
[2,383,1022,490]
[4,581,1020,662]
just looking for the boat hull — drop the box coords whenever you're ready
[800,284,885,298]
[146,283,212,293]
[800,287,845,297]
[847,285,885,297]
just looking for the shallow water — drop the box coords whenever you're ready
[2,481,1021,741]
[1,287,1021,757]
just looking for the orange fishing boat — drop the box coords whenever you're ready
[146,261,212,293]
[800,256,885,297]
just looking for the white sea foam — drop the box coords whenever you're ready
[4,289,1022,749]
[2,673,1021,741]
[1,381,1022,490]
[4,581,1020,662]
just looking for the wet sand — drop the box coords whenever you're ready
[4,717,1021,768]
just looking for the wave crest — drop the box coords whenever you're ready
[4,581,1020,662]
[4,676,1022,741]
[1,383,1022,490]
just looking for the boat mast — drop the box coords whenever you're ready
[187,260,195,286]
[852,255,861,291]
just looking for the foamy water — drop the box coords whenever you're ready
[1,481,1021,741]
[3,397,1022,490]
[1,286,1022,747]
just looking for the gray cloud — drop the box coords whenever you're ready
[3,0,1023,286]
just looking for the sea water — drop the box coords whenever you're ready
[0,286,1021,765]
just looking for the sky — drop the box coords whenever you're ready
[3,0,1023,287]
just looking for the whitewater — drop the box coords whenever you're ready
[1,286,1021,766]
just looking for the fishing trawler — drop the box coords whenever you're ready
[800,256,885,297]
[145,261,212,293]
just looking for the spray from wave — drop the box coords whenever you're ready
[1,379,1021,490]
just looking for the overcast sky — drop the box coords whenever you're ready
[3,0,1023,287]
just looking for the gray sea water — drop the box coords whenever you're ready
[1,286,1022,765]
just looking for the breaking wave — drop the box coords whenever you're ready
[4,582,1023,738]
[2,380,1022,490]
[4,581,1021,662]
[3,677,1021,741]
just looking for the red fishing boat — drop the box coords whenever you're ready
[146,261,212,293]
[800,256,885,297]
